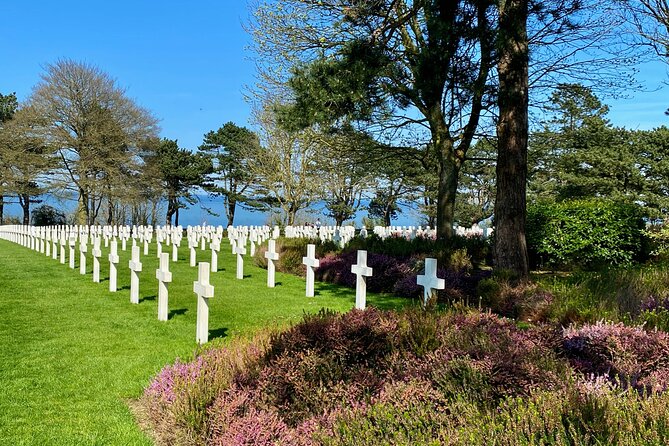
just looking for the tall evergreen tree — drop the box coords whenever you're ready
[198,122,260,226]
[145,139,212,226]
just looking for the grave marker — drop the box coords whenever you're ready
[60,234,66,264]
[69,235,76,269]
[189,238,197,267]
[210,238,220,272]
[109,239,119,292]
[79,235,88,275]
[129,245,143,304]
[235,241,246,279]
[351,250,373,310]
[92,237,102,283]
[265,239,280,288]
[302,244,320,297]
[156,253,173,321]
[194,262,215,344]
[416,258,445,307]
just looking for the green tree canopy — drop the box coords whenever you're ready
[145,138,212,226]
[198,122,261,226]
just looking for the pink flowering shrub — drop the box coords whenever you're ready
[138,308,669,445]
[563,321,669,391]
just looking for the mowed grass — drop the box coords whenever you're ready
[0,237,408,445]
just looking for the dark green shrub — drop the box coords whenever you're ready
[345,233,490,268]
[527,199,648,270]
[31,204,67,226]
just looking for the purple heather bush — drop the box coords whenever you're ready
[317,251,491,303]
[138,308,669,445]
[562,321,669,392]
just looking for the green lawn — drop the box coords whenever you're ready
[0,238,407,445]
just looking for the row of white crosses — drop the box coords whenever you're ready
[1,223,450,341]
[284,225,357,247]
[299,244,445,308]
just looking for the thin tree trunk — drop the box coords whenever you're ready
[0,195,4,225]
[19,194,30,225]
[227,198,236,226]
[107,197,114,225]
[494,0,530,280]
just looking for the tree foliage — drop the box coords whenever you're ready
[28,59,159,225]
[251,0,497,239]
[144,138,212,226]
[199,122,261,226]
[249,103,321,226]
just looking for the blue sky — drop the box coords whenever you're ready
[2,0,256,150]
[2,1,668,148]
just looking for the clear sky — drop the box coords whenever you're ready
[2,1,668,147]
[1,0,256,151]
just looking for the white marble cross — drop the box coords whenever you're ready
[235,240,246,279]
[156,252,173,321]
[60,235,66,264]
[172,239,179,262]
[45,230,51,257]
[69,235,76,269]
[79,235,88,275]
[92,236,102,283]
[189,238,197,267]
[129,245,143,304]
[265,239,280,288]
[210,237,220,272]
[302,244,320,297]
[109,239,120,292]
[51,231,58,260]
[249,231,257,257]
[416,258,445,307]
[194,262,215,344]
[351,250,373,310]
[156,238,163,258]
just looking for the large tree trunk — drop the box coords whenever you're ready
[494,0,530,280]
[435,129,459,240]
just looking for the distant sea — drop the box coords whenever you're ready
[2,193,427,228]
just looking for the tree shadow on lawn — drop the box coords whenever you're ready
[314,282,411,311]
[140,295,156,303]
[314,282,354,300]
[168,308,188,319]
[209,327,228,340]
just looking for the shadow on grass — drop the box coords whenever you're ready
[314,282,353,300]
[315,281,411,311]
[140,295,156,303]
[119,285,130,291]
[169,308,188,319]
[209,327,229,340]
